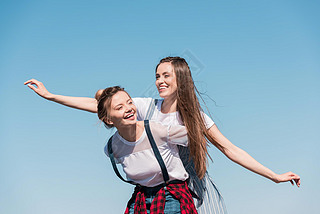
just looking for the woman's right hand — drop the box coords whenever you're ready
[24,79,54,100]
[24,79,98,113]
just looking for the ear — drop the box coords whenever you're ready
[104,117,113,126]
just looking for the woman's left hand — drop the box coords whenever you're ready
[273,172,301,187]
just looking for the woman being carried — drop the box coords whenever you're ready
[96,86,197,213]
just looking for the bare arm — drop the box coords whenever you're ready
[24,79,98,113]
[208,124,301,187]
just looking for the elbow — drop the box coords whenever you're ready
[89,107,98,113]
[223,145,241,162]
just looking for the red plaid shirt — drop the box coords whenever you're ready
[124,181,197,214]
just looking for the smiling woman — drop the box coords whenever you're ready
[95,86,198,213]
[155,62,178,104]
[95,87,137,130]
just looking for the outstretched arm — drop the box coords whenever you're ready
[208,124,301,187]
[24,79,98,113]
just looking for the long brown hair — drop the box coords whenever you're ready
[156,57,222,179]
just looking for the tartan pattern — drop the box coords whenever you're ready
[141,98,227,214]
[124,181,198,214]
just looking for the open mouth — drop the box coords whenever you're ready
[159,85,168,91]
[124,111,135,120]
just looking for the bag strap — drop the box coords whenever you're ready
[144,120,170,183]
[145,99,158,120]
[107,136,137,185]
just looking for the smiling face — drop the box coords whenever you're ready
[106,91,137,128]
[155,62,178,100]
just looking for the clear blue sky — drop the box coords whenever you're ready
[1,0,319,213]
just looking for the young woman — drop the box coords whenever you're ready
[25,56,301,214]
[95,86,197,213]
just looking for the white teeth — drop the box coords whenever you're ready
[124,113,134,119]
[159,86,167,89]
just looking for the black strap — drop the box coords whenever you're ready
[107,118,170,185]
[107,136,137,185]
[145,99,158,120]
[144,120,170,183]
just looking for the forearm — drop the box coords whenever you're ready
[25,79,98,113]
[225,145,277,181]
[208,125,300,186]
[49,94,98,113]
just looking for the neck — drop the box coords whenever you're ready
[117,122,143,142]
[161,96,178,113]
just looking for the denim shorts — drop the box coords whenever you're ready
[128,187,181,214]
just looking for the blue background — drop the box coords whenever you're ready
[1,0,319,213]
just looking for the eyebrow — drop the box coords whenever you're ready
[113,98,132,108]
[113,104,122,109]
[156,71,170,75]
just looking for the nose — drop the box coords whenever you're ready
[124,104,133,113]
[157,76,165,85]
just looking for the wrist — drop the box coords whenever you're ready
[46,92,55,101]
[269,173,279,183]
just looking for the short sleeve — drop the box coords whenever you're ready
[201,112,215,129]
[104,139,121,164]
[167,124,188,146]
[132,97,153,121]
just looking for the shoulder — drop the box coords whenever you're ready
[132,97,153,107]
[132,97,154,120]
[200,111,215,129]
[133,98,164,121]
[104,132,121,154]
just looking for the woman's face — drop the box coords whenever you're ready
[155,62,178,100]
[107,91,137,127]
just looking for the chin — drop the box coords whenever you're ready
[159,92,176,100]
[159,94,165,98]
[158,91,168,98]
[126,117,137,124]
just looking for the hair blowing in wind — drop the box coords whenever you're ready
[156,57,224,179]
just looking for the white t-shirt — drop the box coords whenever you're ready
[105,121,189,187]
[105,98,215,187]
[133,97,215,128]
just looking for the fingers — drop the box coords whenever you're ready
[288,172,301,188]
[278,172,301,187]
[293,175,301,187]
[24,79,42,88]
[24,79,49,98]
[297,176,301,187]
[27,84,38,92]
[25,79,39,92]
[24,79,32,85]
[24,79,39,85]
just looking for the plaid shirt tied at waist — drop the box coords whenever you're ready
[124,181,198,214]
